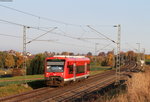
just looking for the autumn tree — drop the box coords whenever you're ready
[98,52,105,57]
[61,52,69,55]
[106,51,114,66]
[127,51,136,61]
[16,52,24,68]
[0,52,6,68]
[5,53,15,68]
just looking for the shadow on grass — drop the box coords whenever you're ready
[27,80,47,89]
[0,74,13,78]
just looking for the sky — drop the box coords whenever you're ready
[0,0,150,54]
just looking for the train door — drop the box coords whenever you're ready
[85,62,87,75]
[73,63,76,81]
[84,62,87,78]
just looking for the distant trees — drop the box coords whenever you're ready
[0,52,5,68]
[90,51,114,66]
[98,52,105,57]
[0,50,144,75]
[106,51,114,66]
[0,51,23,69]
[87,52,92,56]
[126,51,137,61]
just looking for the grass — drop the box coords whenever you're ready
[0,84,33,98]
[0,74,44,80]
[90,70,106,75]
[145,59,150,65]
[0,75,44,86]
[90,64,111,75]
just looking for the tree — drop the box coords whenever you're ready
[16,52,24,68]
[98,52,105,57]
[127,51,135,61]
[27,53,46,75]
[61,52,69,55]
[106,51,114,66]
[0,52,5,68]
[69,52,74,56]
[87,52,92,56]
[5,53,15,68]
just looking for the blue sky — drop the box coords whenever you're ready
[0,0,150,54]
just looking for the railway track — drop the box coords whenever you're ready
[0,69,116,102]
[0,62,137,102]
[0,87,55,102]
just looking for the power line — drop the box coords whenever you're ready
[125,43,138,51]
[0,19,95,44]
[0,33,21,38]
[0,19,109,52]
[87,25,116,44]
[0,33,57,42]
[56,28,96,44]
[0,5,118,28]
[54,41,94,49]
[0,33,93,49]
[77,38,107,40]
[96,43,112,52]
[0,4,81,26]
[26,27,57,44]
[0,19,24,27]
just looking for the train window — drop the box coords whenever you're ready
[47,65,64,72]
[87,64,90,71]
[76,65,85,73]
[68,65,73,74]
[46,60,65,72]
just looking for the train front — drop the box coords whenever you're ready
[45,57,65,86]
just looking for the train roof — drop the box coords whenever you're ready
[46,55,90,61]
[53,55,86,58]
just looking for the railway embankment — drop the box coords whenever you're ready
[95,65,150,102]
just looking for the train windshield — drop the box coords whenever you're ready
[46,59,65,72]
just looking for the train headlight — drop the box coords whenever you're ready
[47,66,50,69]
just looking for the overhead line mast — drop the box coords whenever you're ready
[23,26,27,84]
[87,24,121,84]
[114,24,121,84]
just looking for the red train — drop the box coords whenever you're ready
[44,55,90,86]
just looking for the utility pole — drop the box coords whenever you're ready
[136,43,141,70]
[22,27,56,84]
[121,53,124,66]
[23,26,27,85]
[87,24,121,83]
[114,24,121,84]
[95,43,99,56]
[142,48,145,71]
[112,48,115,69]
[23,26,26,72]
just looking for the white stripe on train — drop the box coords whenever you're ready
[64,74,89,81]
